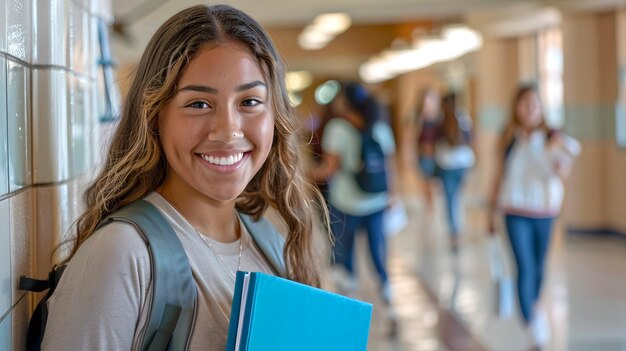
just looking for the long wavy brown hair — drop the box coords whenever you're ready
[440,93,469,146]
[63,5,327,287]
[499,85,550,153]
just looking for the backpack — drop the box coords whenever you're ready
[354,129,388,193]
[19,200,197,351]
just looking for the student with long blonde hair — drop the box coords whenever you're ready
[488,85,580,348]
[42,5,326,350]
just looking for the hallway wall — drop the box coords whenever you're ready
[562,10,626,233]
[0,1,113,349]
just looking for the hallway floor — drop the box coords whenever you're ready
[331,181,626,351]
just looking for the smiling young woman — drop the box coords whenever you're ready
[41,5,328,350]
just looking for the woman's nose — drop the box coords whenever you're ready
[207,107,243,143]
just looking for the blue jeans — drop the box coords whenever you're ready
[505,214,554,323]
[330,206,388,286]
[437,168,466,236]
[418,156,436,178]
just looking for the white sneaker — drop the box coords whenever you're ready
[382,282,392,304]
[530,309,551,348]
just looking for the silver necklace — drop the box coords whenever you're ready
[194,220,244,280]
[161,196,244,280]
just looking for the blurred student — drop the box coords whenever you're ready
[488,85,580,348]
[434,93,474,250]
[309,82,398,330]
[415,87,441,210]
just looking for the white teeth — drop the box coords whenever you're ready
[201,152,243,166]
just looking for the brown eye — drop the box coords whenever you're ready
[242,98,262,107]
[186,101,210,109]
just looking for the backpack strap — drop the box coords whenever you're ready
[239,213,286,277]
[100,200,197,351]
[19,265,66,351]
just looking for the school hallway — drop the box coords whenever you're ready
[341,170,626,351]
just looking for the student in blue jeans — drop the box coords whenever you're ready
[434,93,474,250]
[489,85,580,348]
[504,215,554,324]
[309,82,398,334]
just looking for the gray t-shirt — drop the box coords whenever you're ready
[42,192,277,351]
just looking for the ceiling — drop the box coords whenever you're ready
[110,0,626,78]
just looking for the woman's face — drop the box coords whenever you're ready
[516,90,543,129]
[158,41,274,204]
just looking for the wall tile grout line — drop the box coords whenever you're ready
[0,291,27,324]
[0,52,97,82]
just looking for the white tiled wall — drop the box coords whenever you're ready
[6,60,31,193]
[32,0,67,66]
[0,0,114,349]
[0,56,7,196]
[5,0,32,63]
[0,0,7,54]
[32,69,70,184]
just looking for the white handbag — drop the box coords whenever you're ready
[488,235,514,319]
[383,201,408,238]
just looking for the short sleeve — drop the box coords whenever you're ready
[373,121,396,155]
[42,222,152,351]
[321,118,352,155]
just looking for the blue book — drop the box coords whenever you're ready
[225,271,373,351]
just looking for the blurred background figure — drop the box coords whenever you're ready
[488,85,580,349]
[414,87,441,212]
[434,92,475,251]
[309,81,398,334]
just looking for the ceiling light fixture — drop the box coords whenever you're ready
[298,12,351,50]
[359,24,483,83]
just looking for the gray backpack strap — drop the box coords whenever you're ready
[99,200,197,351]
[239,213,286,277]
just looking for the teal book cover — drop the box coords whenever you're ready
[225,271,373,351]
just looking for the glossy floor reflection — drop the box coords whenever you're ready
[330,176,626,351]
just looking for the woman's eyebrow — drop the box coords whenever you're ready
[177,81,266,94]
[236,80,267,92]
[178,85,218,94]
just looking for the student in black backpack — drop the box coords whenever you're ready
[309,82,398,331]
[41,5,327,350]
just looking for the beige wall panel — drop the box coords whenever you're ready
[517,35,537,83]
[11,294,28,351]
[598,12,618,105]
[477,38,519,106]
[33,184,69,278]
[617,9,626,64]
[606,146,626,232]
[561,141,607,228]
[563,13,601,104]
[9,190,33,304]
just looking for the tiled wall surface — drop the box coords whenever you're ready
[0,0,113,350]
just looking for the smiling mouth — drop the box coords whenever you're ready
[199,152,244,166]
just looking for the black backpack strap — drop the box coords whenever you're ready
[19,265,66,351]
[100,200,197,351]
